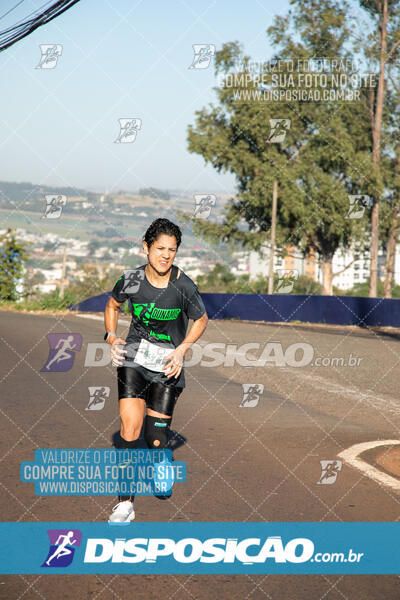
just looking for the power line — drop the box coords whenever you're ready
[0,0,81,53]
[0,1,26,22]
[1,1,55,26]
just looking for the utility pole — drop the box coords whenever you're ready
[60,246,67,299]
[369,0,392,297]
[268,180,278,294]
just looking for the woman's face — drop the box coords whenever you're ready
[143,234,178,274]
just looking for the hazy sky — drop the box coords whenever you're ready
[0,0,299,195]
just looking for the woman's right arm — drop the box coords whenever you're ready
[104,296,127,366]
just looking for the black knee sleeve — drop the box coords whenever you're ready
[144,415,171,449]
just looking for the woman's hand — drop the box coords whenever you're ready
[110,337,127,367]
[162,345,187,379]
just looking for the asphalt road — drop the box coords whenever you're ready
[1,310,399,599]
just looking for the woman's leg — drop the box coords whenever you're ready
[119,396,146,442]
[116,397,145,502]
[145,390,180,497]
[115,366,148,504]
[144,382,182,449]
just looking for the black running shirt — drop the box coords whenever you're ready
[110,264,206,387]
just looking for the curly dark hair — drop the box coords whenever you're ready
[143,218,182,249]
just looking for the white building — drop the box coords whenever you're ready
[244,243,389,291]
[36,282,58,293]
[236,244,311,280]
[184,267,204,279]
[392,245,400,286]
[176,256,202,269]
[329,247,371,290]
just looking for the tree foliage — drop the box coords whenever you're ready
[0,229,29,301]
[185,0,384,294]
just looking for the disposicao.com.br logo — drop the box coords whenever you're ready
[82,536,363,565]
[0,522,383,574]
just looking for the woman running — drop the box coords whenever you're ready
[104,218,208,522]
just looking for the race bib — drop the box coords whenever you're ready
[134,338,174,372]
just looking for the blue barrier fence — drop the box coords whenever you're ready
[70,292,113,313]
[69,291,400,328]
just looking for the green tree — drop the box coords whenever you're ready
[291,274,323,295]
[196,263,238,292]
[357,0,400,297]
[0,229,30,301]
[379,75,400,297]
[185,0,375,295]
[379,139,400,297]
[196,263,324,295]
[88,239,102,254]
[22,270,45,301]
[68,265,121,300]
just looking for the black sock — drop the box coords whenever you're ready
[115,433,139,503]
[116,433,139,450]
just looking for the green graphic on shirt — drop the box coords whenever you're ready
[132,302,154,323]
[150,330,171,342]
[132,302,181,326]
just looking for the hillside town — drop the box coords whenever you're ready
[1,224,394,296]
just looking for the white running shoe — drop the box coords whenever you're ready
[108,500,135,523]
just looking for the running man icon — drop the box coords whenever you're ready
[317,460,342,485]
[266,118,291,143]
[86,386,110,410]
[42,194,66,219]
[41,529,81,568]
[41,334,82,372]
[46,532,77,566]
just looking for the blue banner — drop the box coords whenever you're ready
[0,522,398,574]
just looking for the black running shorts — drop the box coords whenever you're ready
[117,366,182,416]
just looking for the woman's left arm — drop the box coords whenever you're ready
[162,312,209,379]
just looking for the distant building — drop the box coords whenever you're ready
[328,247,371,290]
[246,244,299,279]
[392,245,400,286]
[239,243,385,291]
[176,256,202,269]
[36,282,58,293]
[184,267,204,279]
